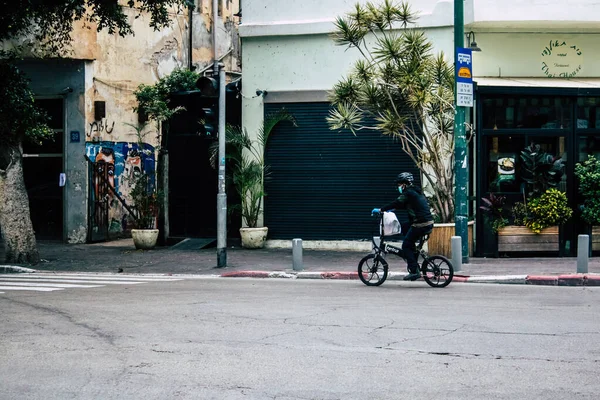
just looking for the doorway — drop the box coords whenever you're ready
[23,98,65,240]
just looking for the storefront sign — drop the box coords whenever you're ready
[541,40,583,78]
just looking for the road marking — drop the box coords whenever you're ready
[0,277,149,285]
[15,274,182,282]
[0,272,184,294]
[0,286,64,292]
[0,282,103,288]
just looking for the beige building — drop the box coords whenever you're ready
[6,1,241,243]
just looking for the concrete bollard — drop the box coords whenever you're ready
[451,236,462,272]
[577,234,589,274]
[292,238,303,271]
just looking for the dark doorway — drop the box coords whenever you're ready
[23,98,64,240]
[168,135,218,237]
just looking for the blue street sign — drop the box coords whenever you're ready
[456,47,473,84]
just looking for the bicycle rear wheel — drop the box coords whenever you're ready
[421,255,453,288]
[358,253,388,286]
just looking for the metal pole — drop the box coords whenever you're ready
[216,64,227,268]
[188,5,193,70]
[454,0,469,264]
[212,0,218,75]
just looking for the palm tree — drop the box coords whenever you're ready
[327,0,461,223]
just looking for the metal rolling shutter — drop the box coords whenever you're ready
[264,102,420,240]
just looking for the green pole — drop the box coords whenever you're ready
[454,0,469,263]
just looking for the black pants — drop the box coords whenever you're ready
[402,224,433,273]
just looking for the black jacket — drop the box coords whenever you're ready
[380,186,433,225]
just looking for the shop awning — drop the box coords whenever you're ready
[474,77,600,88]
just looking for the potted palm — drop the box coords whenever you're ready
[327,0,472,256]
[129,169,161,249]
[210,110,296,248]
[123,123,162,250]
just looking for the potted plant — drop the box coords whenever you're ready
[480,192,509,234]
[574,155,600,250]
[123,123,162,250]
[210,110,296,248]
[327,1,473,257]
[479,192,508,257]
[129,169,161,250]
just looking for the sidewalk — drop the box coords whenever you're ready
[2,238,600,286]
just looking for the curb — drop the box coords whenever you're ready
[0,265,37,274]
[218,270,600,286]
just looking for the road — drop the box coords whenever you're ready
[1,276,599,399]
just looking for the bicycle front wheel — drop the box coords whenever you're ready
[421,255,453,288]
[358,253,388,286]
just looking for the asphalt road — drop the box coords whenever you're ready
[1,277,599,399]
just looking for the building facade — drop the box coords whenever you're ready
[6,1,241,243]
[240,0,600,254]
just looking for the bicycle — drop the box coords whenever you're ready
[358,213,454,288]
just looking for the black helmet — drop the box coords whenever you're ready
[395,172,414,185]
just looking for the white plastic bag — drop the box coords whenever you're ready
[381,211,401,236]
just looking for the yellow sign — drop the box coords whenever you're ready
[458,67,472,79]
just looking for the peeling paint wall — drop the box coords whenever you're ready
[8,2,241,242]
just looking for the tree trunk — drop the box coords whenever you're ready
[0,144,40,264]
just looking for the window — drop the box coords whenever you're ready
[482,96,572,130]
[576,97,600,130]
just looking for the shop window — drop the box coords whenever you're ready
[486,136,567,193]
[482,96,572,130]
[486,136,524,193]
[578,136,600,161]
[576,97,600,129]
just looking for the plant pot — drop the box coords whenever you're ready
[239,227,268,249]
[497,226,558,252]
[427,221,474,258]
[131,229,159,250]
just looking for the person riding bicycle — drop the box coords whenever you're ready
[371,172,434,281]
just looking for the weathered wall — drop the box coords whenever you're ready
[7,1,241,242]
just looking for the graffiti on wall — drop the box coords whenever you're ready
[86,141,156,234]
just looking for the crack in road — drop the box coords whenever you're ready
[1,297,116,346]
[413,350,600,364]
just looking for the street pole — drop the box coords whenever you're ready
[216,63,227,268]
[454,0,469,263]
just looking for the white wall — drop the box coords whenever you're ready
[472,33,600,78]
[468,0,600,26]
[243,0,449,25]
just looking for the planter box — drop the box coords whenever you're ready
[592,226,600,251]
[428,221,474,258]
[498,226,558,252]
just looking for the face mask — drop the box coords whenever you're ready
[398,186,403,194]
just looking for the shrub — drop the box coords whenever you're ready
[525,188,572,233]
[480,193,508,233]
[511,202,527,226]
[574,155,600,225]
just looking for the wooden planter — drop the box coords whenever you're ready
[427,221,474,258]
[592,226,600,251]
[498,226,559,252]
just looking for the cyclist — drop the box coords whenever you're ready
[371,172,434,281]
